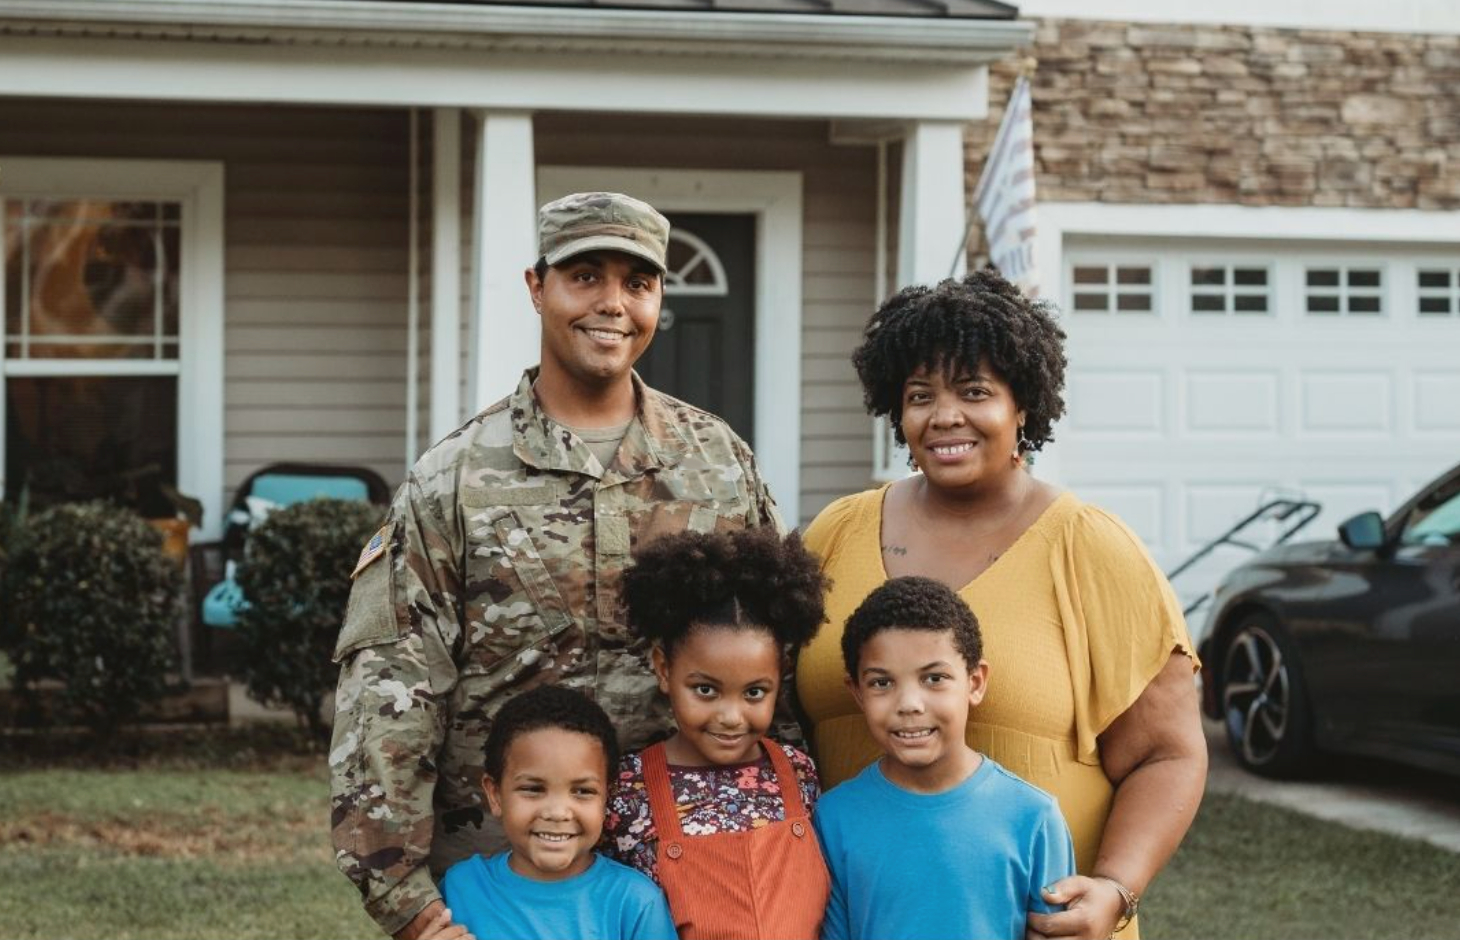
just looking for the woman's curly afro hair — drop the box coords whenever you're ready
[623,528,827,657]
[851,267,1068,453]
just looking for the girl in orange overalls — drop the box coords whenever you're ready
[603,528,831,940]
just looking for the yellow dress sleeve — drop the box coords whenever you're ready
[1050,504,1198,766]
[800,492,862,567]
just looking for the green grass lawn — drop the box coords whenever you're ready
[0,760,376,940]
[1142,793,1460,939]
[1,742,1458,939]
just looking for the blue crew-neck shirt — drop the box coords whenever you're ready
[814,755,1076,940]
[441,851,676,940]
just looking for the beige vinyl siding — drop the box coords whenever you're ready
[4,98,883,524]
[0,98,413,516]
[533,114,880,525]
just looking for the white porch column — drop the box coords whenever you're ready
[430,107,463,442]
[897,120,969,287]
[875,120,970,479]
[469,110,538,411]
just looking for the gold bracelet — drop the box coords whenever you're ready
[1091,874,1139,934]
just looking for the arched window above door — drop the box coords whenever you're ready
[663,228,729,297]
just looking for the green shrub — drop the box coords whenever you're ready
[0,490,30,641]
[1,501,180,733]
[235,498,380,741]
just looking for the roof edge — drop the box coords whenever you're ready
[0,0,1035,63]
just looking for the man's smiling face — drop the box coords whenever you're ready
[529,249,662,393]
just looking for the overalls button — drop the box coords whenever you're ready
[791,821,806,837]
[666,843,683,859]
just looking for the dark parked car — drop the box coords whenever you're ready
[1199,462,1460,779]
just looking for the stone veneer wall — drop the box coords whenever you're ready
[965,18,1460,252]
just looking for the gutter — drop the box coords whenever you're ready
[0,0,1035,64]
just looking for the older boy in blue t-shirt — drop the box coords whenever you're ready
[814,576,1076,940]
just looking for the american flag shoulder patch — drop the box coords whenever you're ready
[351,525,390,579]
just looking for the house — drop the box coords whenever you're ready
[3,0,1457,592]
[966,0,1460,596]
[0,0,1030,539]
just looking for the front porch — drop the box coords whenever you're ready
[0,5,1030,538]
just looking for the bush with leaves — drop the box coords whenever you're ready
[1,501,179,733]
[235,498,380,741]
[0,489,31,642]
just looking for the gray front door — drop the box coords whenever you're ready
[636,212,756,443]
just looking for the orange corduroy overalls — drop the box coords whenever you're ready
[640,739,832,940]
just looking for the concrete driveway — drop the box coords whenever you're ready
[1203,719,1460,853]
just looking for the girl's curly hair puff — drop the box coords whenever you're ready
[851,267,1068,453]
[623,528,827,657]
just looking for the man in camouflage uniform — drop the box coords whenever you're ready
[329,192,786,938]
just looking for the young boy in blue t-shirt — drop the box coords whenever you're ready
[814,576,1076,940]
[423,685,676,940]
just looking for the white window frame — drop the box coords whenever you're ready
[1,157,225,539]
[1416,265,1460,318]
[1186,261,1276,317]
[1065,258,1159,316]
[1302,262,1388,318]
[663,228,731,298]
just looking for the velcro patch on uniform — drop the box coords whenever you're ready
[464,484,562,508]
[597,514,631,556]
[350,525,390,579]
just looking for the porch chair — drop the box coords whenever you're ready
[197,462,390,629]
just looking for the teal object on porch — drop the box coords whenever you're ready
[201,468,382,629]
[250,474,369,506]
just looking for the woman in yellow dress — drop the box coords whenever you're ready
[797,270,1207,940]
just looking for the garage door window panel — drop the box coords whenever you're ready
[1417,268,1457,317]
[1189,264,1272,316]
[1305,265,1385,317]
[1070,263,1155,314]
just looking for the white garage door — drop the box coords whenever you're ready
[1048,237,1460,614]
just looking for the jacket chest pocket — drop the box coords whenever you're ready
[635,470,748,537]
[460,508,576,676]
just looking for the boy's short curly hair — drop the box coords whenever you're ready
[851,267,1067,454]
[841,576,983,678]
[484,685,619,782]
[623,528,827,657]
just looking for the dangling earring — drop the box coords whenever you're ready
[1013,429,1033,467]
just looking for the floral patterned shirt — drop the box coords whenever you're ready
[602,742,821,884]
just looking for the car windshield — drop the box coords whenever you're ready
[1402,483,1460,545]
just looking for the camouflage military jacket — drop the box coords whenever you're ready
[329,368,783,935]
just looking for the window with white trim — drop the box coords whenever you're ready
[1063,247,1445,327]
[1,159,223,534]
[1305,266,1384,316]
[1070,263,1155,314]
[3,199,181,512]
[661,227,730,334]
[663,228,729,297]
[1189,264,1272,315]
[1417,268,1459,317]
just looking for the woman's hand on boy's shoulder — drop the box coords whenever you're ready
[404,903,476,940]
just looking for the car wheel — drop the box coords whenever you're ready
[1220,614,1314,778]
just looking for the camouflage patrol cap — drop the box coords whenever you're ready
[538,191,670,273]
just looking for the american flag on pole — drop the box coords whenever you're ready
[973,76,1039,297]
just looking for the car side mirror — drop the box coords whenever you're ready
[1338,511,1386,551]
